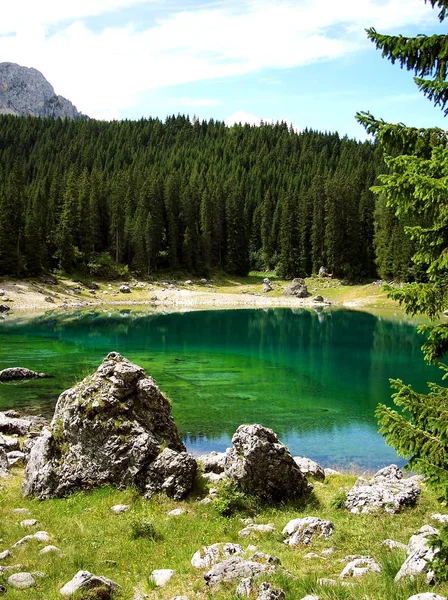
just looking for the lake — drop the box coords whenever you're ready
[0,307,439,471]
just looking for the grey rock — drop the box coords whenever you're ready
[283,278,308,298]
[12,531,50,547]
[236,577,254,596]
[262,282,273,293]
[191,542,243,569]
[0,368,47,381]
[0,550,11,560]
[293,457,325,482]
[185,280,193,285]
[144,447,197,501]
[167,508,185,516]
[22,352,196,500]
[283,517,335,546]
[238,524,276,537]
[20,519,37,527]
[324,468,340,476]
[0,412,32,436]
[60,570,120,596]
[110,504,130,514]
[119,285,131,293]
[204,556,275,586]
[0,63,85,119]
[383,539,407,550]
[318,266,330,277]
[39,545,63,555]
[250,552,281,566]
[300,596,321,600]
[339,556,381,578]
[0,447,9,477]
[256,582,285,600]
[202,471,226,484]
[198,451,226,474]
[432,513,448,524]
[151,569,175,586]
[312,295,324,303]
[345,464,420,514]
[395,525,439,583]
[407,595,447,600]
[7,572,35,589]
[8,450,26,467]
[0,434,20,451]
[224,424,310,501]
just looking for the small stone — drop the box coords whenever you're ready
[185,280,193,285]
[432,514,448,524]
[383,539,407,550]
[283,516,335,546]
[60,570,120,596]
[167,508,185,516]
[0,550,11,560]
[238,524,276,537]
[11,508,30,515]
[21,519,38,527]
[12,530,50,547]
[300,596,321,600]
[407,594,447,600]
[110,504,130,514]
[39,545,63,555]
[305,552,321,559]
[250,552,281,566]
[119,285,131,293]
[191,542,243,569]
[339,556,381,578]
[150,569,175,587]
[7,572,35,589]
[321,548,334,555]
[257,582,285,600]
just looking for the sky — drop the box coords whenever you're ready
[1,0,446,138]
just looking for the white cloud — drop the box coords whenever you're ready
[167,97,224,108]
[0,0,436,119]
[225,110,300,132]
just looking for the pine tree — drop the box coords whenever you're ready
[357,0,448,501]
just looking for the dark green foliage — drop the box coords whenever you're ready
[358,0,448,578]
[0,115,383,278]
[429,524,448,580]
[130,516,157,540]
[329,489,348,510]
[213,480,257,517]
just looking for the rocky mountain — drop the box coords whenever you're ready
[0,62,86,119]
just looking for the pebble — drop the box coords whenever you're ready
[39,545,63,556]
[167,508,185,516]
[110,504,130,514]
[0,550,11,561]
[21,519,38,527]
[151,569,175,587]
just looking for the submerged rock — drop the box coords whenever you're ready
[22,352,196,499]
[345,464,420,514]
[224,424,311,501]
[0,367,47,381]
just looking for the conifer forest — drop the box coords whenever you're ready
[0,114,417,281]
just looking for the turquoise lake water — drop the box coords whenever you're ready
[0,307,439,470]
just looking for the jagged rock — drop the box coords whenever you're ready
[395,525,439,583]
[0,447,9,477]
[0,63,85,119]
[283,517,335,546]
[293,457,325,482]
[151,569,175,586]
[262,281,273,293]
[283,278,308,298]
[339,556,381,578]
[22,353,196,500]
[224,424,310,501]
[256,582,285,600]
[119,285,131,293]
[345,464,420,514]
[7,572,35,589]
[236,577,254,596]
[0,368,47,381]
[60,570,120,596]
[191,542,243,569]
[318,266,330,277]
[407,594,447,600]
[197,451,226,473]
[110,504,130,514]
[204,556,274,586]
[238,524,276,537]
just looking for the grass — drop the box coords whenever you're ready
[1,469,447,599]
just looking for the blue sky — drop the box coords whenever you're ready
[1,0,446,138]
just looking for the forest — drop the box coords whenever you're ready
[0,114,419,281]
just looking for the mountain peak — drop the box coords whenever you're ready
[0,62,87,120]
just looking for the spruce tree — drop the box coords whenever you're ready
[357,0,448,501]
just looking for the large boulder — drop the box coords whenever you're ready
[22,352,196,499]
[204,556,275,586]
[345,464,420,514]
[224,424,311,501]
[283,278,308,298]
